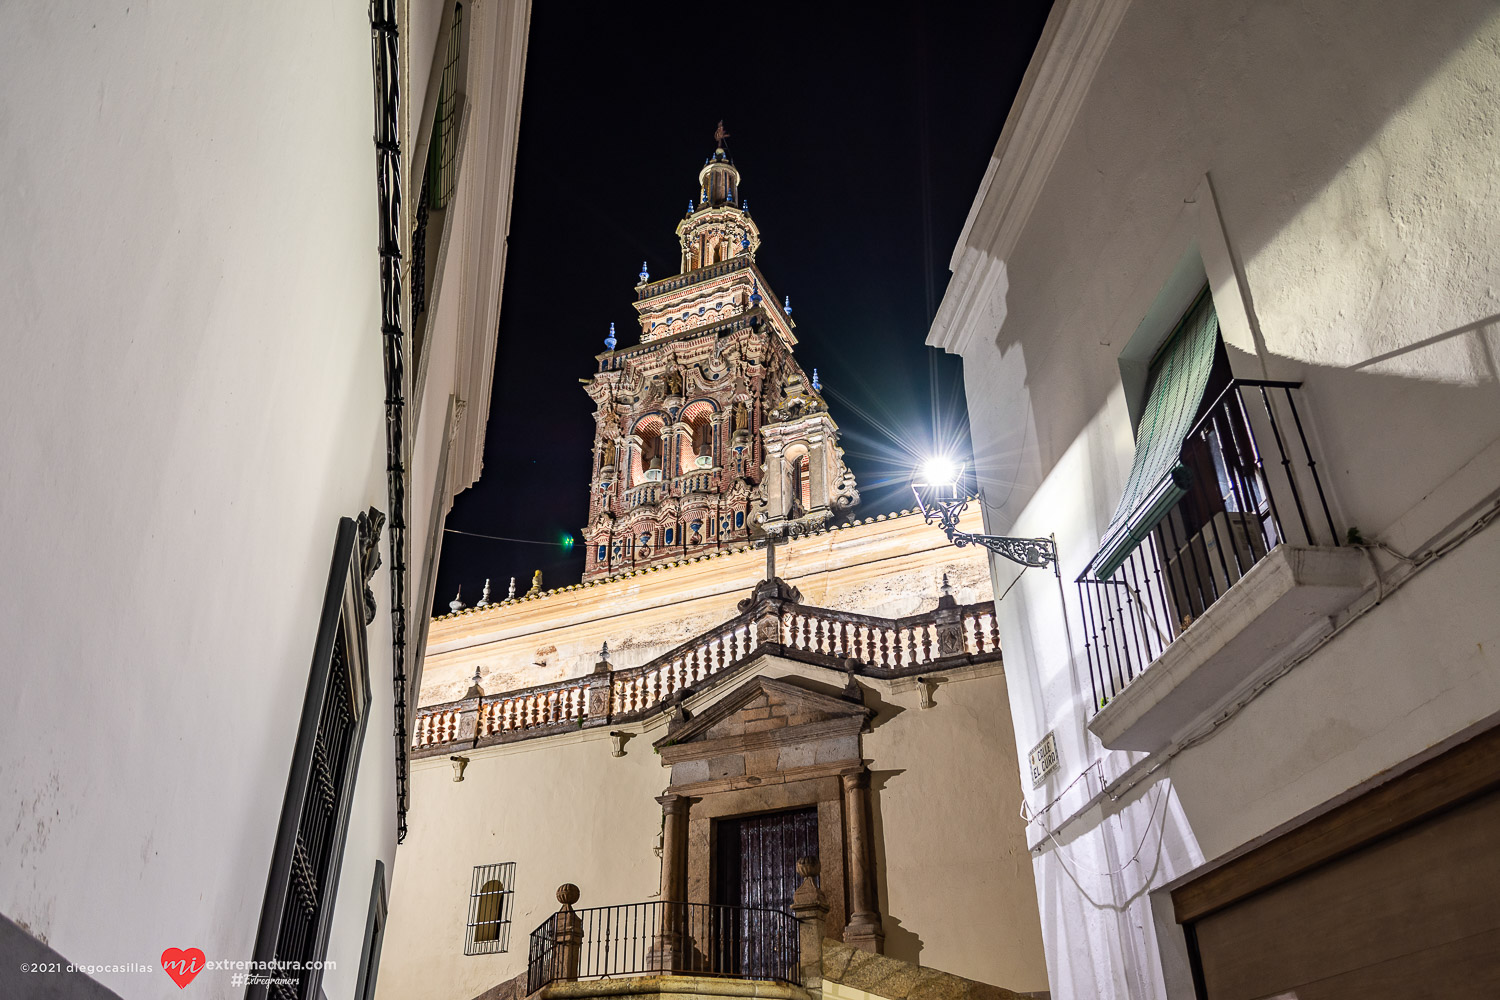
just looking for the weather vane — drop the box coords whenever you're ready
[714,120,730,145]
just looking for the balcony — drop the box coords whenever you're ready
[527,897,802,994]
[1079,381,1369,752]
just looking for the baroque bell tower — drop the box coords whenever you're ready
[581,128,859,582]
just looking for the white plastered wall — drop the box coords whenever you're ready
[0,2,475,998]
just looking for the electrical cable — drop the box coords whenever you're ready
[1104,495,1500,802]
[444,527,571,546]
[1023,495,1500,849]
[1038,779,1171,880]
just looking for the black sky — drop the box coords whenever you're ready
[432,2,1053,614]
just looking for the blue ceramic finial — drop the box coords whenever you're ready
[742,199,749,213]
[750,280,762,306]
[784,295,792,315]
[811,368,821,392]
[638,261,650,283]
[687,199,695,213]
[604,322,617,351]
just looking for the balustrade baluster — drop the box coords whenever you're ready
[903,627,916,666]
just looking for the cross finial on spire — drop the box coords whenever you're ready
[714,120,730,146]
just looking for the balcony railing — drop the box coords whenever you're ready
[1078,380,1338,710]
[527,900,800,993]
[412,594,1000,753]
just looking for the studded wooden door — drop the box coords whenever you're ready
[714,807,818,978]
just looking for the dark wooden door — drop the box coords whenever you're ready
[714,807,818,979]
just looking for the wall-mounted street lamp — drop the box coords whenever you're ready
[911,457,1058,573]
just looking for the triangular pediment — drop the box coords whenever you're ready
[654,675,869,749]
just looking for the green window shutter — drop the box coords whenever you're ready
[1093,292,1220,579]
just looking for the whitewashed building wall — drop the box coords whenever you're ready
[929,0,1500,996]
[0,3,528,998]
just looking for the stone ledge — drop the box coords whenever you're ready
[539,975,811,1000]
[821,939,1026,1000]
[1088,545,1370,753]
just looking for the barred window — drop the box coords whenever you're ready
[466,862,516,955]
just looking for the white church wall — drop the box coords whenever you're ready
[930,0,1500,996]
[421,509,994,705]
[378,655,1048,999]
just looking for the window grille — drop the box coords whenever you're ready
[466,862,517,955]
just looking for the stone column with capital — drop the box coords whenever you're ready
[840,767,884,953]
[790,857,830,995]
[651,793,691,972]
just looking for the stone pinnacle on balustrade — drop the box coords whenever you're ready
[548,884,583,984]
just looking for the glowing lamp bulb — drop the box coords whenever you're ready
[920,456,960,487]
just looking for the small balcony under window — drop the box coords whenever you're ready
[1080,296,1368,752]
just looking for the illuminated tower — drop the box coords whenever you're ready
[581,130,859,581]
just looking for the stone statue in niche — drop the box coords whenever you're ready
[600,438,616,470]
[665,369,684,396]
[732,401,749,432]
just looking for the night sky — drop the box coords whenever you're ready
[432,2,1053,614]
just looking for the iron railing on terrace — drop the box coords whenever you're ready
[635,255,752,301]
[527,900,800,993]
[411,595,1000,753]
[1078,380,1338,711]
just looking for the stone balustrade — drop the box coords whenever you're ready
[411,590,1001,755]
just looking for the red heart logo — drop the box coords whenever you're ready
[161,948,206,989]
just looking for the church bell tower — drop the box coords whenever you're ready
[581,128,859,582]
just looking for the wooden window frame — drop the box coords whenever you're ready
[249,517,374,1000]
[353,861,388,1000]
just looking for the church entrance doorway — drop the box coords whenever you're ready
[712,807,818,978]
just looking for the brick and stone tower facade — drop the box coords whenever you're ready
[581,137,859,582]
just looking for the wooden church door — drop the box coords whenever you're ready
[713,807,819,979]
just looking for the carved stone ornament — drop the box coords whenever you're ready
[356,506,386,626]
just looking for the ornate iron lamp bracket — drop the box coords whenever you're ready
[912,486,1059,575]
